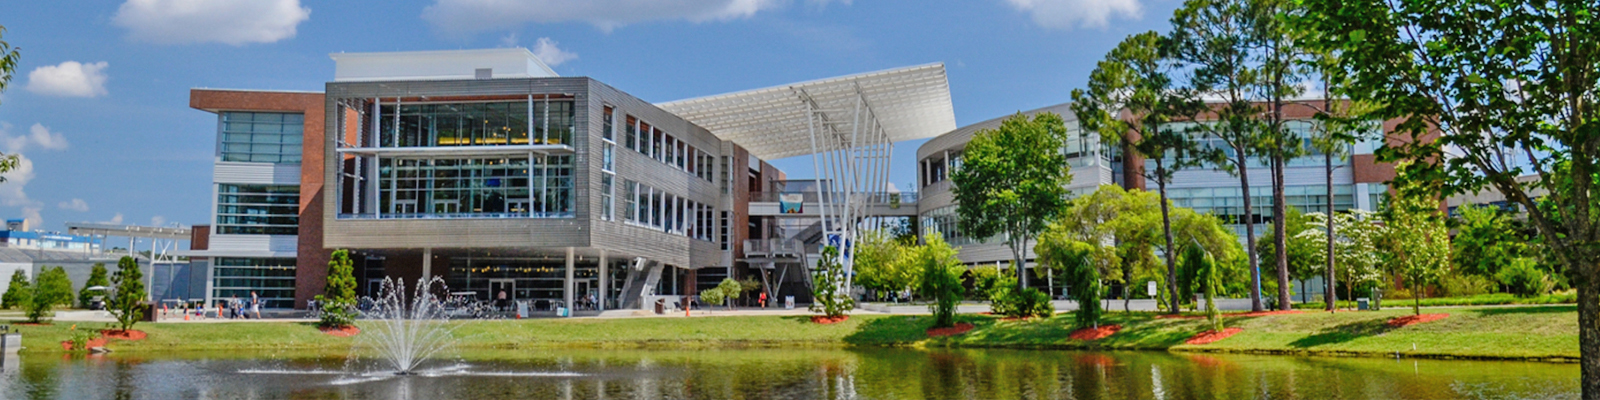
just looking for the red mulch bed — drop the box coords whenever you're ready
[60,337,108,351]
[1387,313,1449,328]
[320,326,361,337]
[1069,325,1122,341]
[13,322,51,326]
[100,330,146,341]
[811,315,850,324]
[1186,328,1244,345]
[926,323,976,337]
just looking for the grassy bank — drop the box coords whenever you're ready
[4,305,1578,362]
[1291,292,1578,309]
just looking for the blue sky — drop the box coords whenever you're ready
[0,0,1181,232]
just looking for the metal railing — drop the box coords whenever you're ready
[751,191,917,204]
[337,212,575,220]
[743,239,806,256]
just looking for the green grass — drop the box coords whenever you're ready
[3,306,1579,362]
[1292,292,1578,309]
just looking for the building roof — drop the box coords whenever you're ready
[657,63,957,160]
[330,48,559,82]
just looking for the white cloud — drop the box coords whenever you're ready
[423,0,831,33]
[100,213,125,225]
[0,122,72,227]
[150,215,167,227]
[113,0,311,45]
[532,38,577,67]
[0,123,70,154]
[26,61,109,98]
[19,206,41,228]
[58,198,89,212]
[0,154,37,208]
[1003,0,1142,29]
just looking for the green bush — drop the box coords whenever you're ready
[1497,257,1552,297]
[810,246,856,318]
[699,287,724,307]
[1,269,28,310]
[28,266,73,323]
[316,250,358,329]
[1436,274,1495,297]
[1293,292,1578,309]
[108,257,146,331]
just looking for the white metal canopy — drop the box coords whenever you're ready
[657,63,957,160]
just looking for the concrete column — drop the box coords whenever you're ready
[564,247,575,317]
[422,247,432,283]
[597,249,608,311]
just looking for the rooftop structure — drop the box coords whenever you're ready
[330,48,560,82]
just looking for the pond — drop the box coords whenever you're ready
[0,348,1578,399]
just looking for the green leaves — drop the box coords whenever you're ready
[319,249,359,328]
[951,112,1074,286]
[109,256,147,331]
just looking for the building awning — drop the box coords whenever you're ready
[657,63,957,160]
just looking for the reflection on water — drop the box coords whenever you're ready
[0,348,1578,400]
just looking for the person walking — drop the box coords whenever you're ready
[250,291,261,319]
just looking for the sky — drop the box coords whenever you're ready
[0,0,1184,232]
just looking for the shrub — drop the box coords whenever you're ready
[316,249,358,328]
[1436,274,1495,297]
[968,264,1003,300]
[27,267,73,323]
[108,257,147,331]
[1,269,28,310]
[1497,257,1552,297]
[810,246,856,318]
[78,263,109,309]
[913,233,966,328]
[699,287,724,307]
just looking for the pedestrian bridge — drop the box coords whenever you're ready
[746,191,918,217]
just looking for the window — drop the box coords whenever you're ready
[652,129,664,162]
[213,257,296,309]
[600,174,614,221]
[676,141,687,169]
[216,184,299,235]
[623,180,638,222]
[638,122,652,158]
[664,135,676,166]
[602,106,614,141]
[651,190,664,228]
[624,116,638,151]
[719,211,731,250]
[602,143,615,172]
[720,156,733,194]
[220,112,303,164]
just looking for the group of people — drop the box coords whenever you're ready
[218,291,262,319]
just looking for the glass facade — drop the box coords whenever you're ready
[216,184,299,235]
[445,258,599,307]
[1166,184,1357,235]
[376,156,573,218]
[220,112,303,164]
[212,257,296,309]
[377,100,574,147]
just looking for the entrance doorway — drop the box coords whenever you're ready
[367,278,385,297]
[575,280,592,310]
[489,279,515,311]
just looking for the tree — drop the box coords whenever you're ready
[1038,234,1102,329]
[1378,184,1452,316]
[1169,0,1271,311]
[1296,0,1599,394]
[316,249,358,328]
[952,112,1073,290]
[78,263,108,309]
[1,269,26,310]
[1297,210,1384,308]
[0,27,21,177]
[716,278,742,310]
[1053,185,1164,311]
[108,256,146,332]
[1072,30,1205,314]
[1182,243,1225,332]
[913,233,966,328]
[1451,204,1532,280]
[810,246,855,319]
[1256,206,1321,302]
[27,267,72,323]
[698,287,724,309]
[852,228,915,300]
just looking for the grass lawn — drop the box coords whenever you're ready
[3,305,1579,362]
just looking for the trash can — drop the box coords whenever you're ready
[1357,297,1370,311]
[654,299,666,315]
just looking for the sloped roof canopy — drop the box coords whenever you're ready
[657,63,957,160]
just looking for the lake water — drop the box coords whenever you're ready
[0,348,1578,399]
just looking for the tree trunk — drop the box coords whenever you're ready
[1325,151,1337,311]
[1273,153,1292,311]
[1157,160,1179,315]
[1240,154,1263,312]
[1124,260,1133,312]
[1012,238,1028,292]
[1579,269,1600,399]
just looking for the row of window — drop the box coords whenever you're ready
[215,184,300,235]
[376,156,573,218]
[212,257,296,309]
[621,179,715,242]
[377,100,576,147]
[219,112,303,164]
[609,108,716,184]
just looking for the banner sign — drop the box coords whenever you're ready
[780,193,804,213]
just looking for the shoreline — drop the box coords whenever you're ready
[5,304,1577,364]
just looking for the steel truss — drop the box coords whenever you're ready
[798,83,894,292]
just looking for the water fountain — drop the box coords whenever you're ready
[359,276,458,375]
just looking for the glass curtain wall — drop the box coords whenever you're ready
[220,112,303,163]
[212,257,296,309]
[378,100,574,147]
[377,156,573,218]
[216,184,300,235]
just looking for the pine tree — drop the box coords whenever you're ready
[109,256,146,331]
[317,249,358,328]
[78,263,108,308]
[1,269,27,309]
